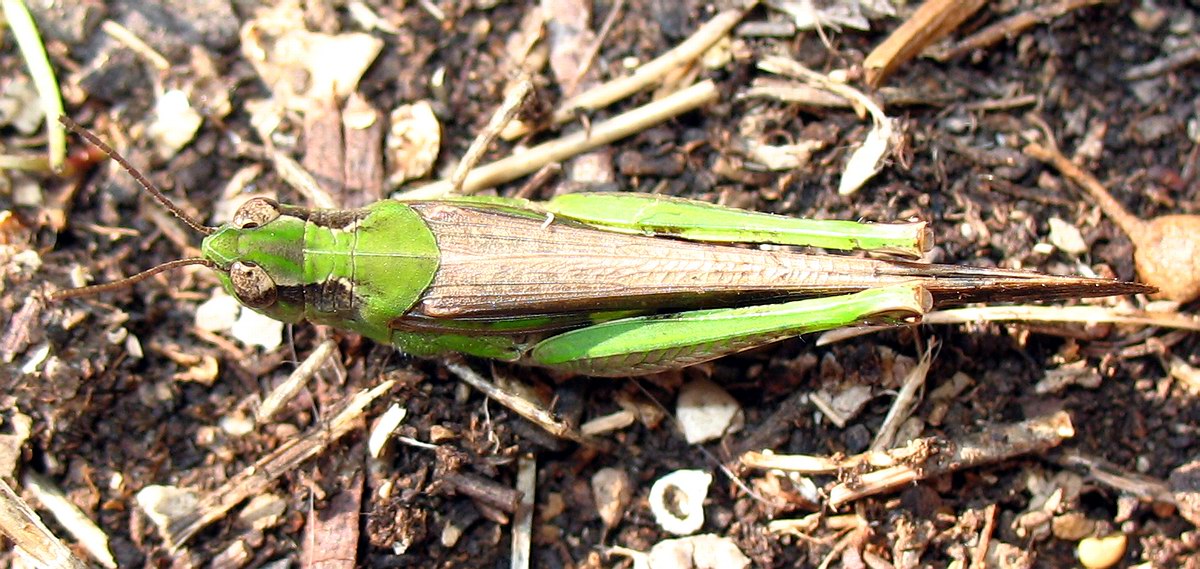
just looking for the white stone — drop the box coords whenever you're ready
[676,379,742,444]
[646,534,751,569]
[195,291,240,333]
[137,485,200,535]
[148,90,203,158]
[231,307,284,350]
[1049,217,1089,255]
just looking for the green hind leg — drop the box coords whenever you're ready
[527,284,932,377]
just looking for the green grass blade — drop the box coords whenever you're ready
[2,0,65,171]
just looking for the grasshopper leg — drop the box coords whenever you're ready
[527,284,932,377]
[543,192,932,258]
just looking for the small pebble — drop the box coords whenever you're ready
[1132,115,1178,145]
[647,534,750,569]
[195,292,241,333]
[676,379,742,444]
[237,494,287,531]
[1048,217,1088,256]
[1051,512,1095,541]
[1077,533,1127,568]
[1130,3,1166,30]
[429,425,456,443]
[231,307,284,350]
[219,413,254,436]
[148,90,203,158]
[137,485,200,534]
[1169,459,1200,526]
[591,467,632,528]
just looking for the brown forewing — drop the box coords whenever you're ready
[405,202,1152,320]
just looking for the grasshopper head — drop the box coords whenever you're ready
[202,197,307,324]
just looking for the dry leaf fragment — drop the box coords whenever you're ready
[757,57,897,195]
[838,113,893,195]
[765,0,898,31]
[646,534,752,569]
[173,355,219,385]
[240,2,382,109]
[743,139,824,170]
[147,90,203,159]
[386,101,442,187]
[237,494,287,531]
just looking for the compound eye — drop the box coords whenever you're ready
[229,261,277,309]
[232,197,281,229]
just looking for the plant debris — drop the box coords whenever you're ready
[1,1,1198,567]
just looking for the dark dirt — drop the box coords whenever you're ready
[2,0,1199,567]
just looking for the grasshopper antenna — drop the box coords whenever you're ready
[49,258,216,301]
[58,116,214,235]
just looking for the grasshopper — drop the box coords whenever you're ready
[53,119,1151,376]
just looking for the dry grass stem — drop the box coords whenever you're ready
[566,0,627,93]
[401,79,718,199]
[271,148,338,208]
[758,56,895,195]
[1125,42,1200,80]
[451,79,534,194]
[162,379,395,548]
[501,4,752,139]
[827,411,1074,508]
[744,412,1076,509]
[870,342,934,451]
[257,339,339,422]
[22,471,116,568]
[443,359,607,449]
[101,20,171,71]
[510,454,537,569]
[922,305,1200,330]
[1055,451,1175,504]
[0,478,88,569]
[2,0,65,170]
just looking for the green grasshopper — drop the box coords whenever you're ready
[52,119,1151,376]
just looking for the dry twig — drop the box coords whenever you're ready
[1025,129,1200,302]
[451,79,533,194]
[401,80,718,199]
[257,339,339,422]
[0,478,88,569]
[863,0,987,88]
[22,472,116,568]
[443,359,608,450]
[511,454,537,569]
[931,0,1107,62]
[501,3,753,139]
[743,411,1076,509]
[870,342,934,451]
[160,380,395,548]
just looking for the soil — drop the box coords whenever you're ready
[1,0,1199,567]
